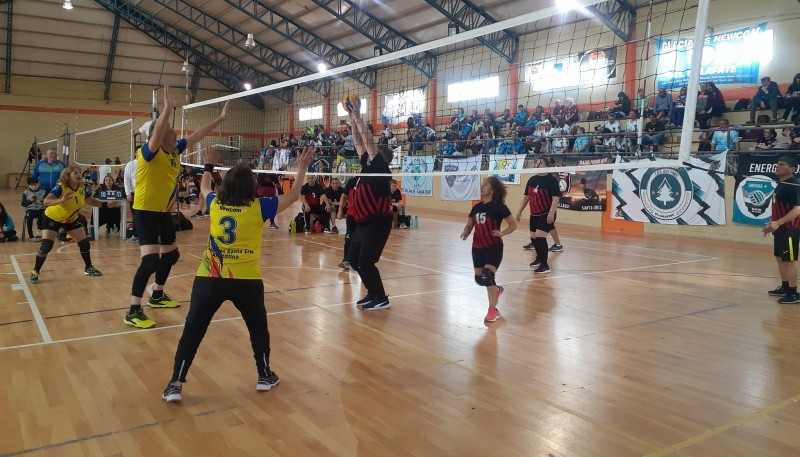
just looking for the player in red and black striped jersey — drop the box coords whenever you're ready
[322,177,344,234]
[300,176,327,234]
[345,97,394,310]
[516,157,561,274]
[762,156,800,303]
[461,177,517,322]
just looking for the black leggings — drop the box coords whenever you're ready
[26,208,44,238]
[347,217,392,297]
[170,277,271,382]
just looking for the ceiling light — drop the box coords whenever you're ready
[243,82,252,91]
[62,0,73,10]
[317,63,327,72]
[448,22,458,37]
[181,60,189,72]
[245,33,255,49]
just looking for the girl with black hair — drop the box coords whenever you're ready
[0,202,18,242]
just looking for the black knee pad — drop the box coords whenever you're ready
[77,238,90,253]
[132,253,160,296]
[37,239,54,257]
[161,249,180,267]
[475,268,496,287]
[474,275,484,286]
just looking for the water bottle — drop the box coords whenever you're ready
[412,216,419,229]
[289,218,296,234]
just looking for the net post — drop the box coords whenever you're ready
[679,0,711,163]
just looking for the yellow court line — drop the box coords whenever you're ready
[644,393,800,456]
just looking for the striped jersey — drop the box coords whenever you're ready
[349,153,392,223]
[524,174,561,215]
[772,177,800,229]
[469,201,512,249]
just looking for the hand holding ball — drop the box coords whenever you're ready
[342,93,360,114]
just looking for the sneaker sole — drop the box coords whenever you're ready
[363,301,391,311]
[162,394,182,402]
[256,380,280,391]
[485,315,500,323]
[30,279,39,284]
[768,292,788,296]
[147,302,181,308]
[124,318,156,329]
[534,269,551,274]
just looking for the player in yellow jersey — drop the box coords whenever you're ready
[30,166,104,284]
[125,85,229,329]
[161,146,314,402]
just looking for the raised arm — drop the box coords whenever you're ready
[186,101,229,151]
[148,85,176,153]
[348,99,377,161]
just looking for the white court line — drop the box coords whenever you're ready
[565,237,713,257]
[8,255,52,343]
[0,256,715,352]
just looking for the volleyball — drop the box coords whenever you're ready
[341,93,360,113]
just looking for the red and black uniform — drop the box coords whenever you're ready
[257,173,280,198]
[347,153,393,300]
[524,174,561,232]
[469,201,511,268]
[342,177,358,260]
[772,176,800,261]
[301,181,328,230]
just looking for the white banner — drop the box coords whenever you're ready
[489,154,526,185]
[441,156,482,201]
[611,153,727,225]
[381,88,425,126]
[401,155,436,197]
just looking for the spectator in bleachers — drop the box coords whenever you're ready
[512,104,529,128]
[696,81,726,130]
[573,126,591,153]
[603,115,621,133]
[775,127,794,150]
[653,88,674,122]
[22,177,46,240]
[591,127,610,153]
[410,128,425,155]
[551,130,567,154]
[469,109,481,125]
[625,110,641,152]
[483,109,496,133]
[563,98,579,124]
[669,86,688,127]
[495,108,512,130]
[782,73,800,122]
[451,108,466,127]
[635,87,651,115]
[499,122,513,139]
[710,119,740,151]
[751,128,778,150]
[747,76,781,124]
[640,114,667,152]
[612,92,632,118]
[472,116,486,136]
[552,99,565,118]
[422,123,437,143]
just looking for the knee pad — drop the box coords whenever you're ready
[77,238,90,253]
[475,268,496,287]
[160,249,180,267]
[37,239,54,257]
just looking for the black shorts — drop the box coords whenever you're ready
[472,244,504,269]
[529,213,556,233]
[42,214,84,232]
[134,210,176,246]
[774,226,800,261]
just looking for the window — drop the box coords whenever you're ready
[447,76,499,103]
[298,105,323,121]
[337,98,367,116]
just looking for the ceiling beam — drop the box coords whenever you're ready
[3,0,11,93]
[93,0,281,108]
[310,0,437,79]
[222,0,374,89]
[102,14,120,101]
[189,62,201,104]
[586,0,636,42]
[151,0,328,96]
[422,0,518,63]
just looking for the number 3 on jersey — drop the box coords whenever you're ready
[218,216,237,244]
[474,213,486,224]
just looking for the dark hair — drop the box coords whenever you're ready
[216,165,257,206]
[484,176,507,205]
[27,177,38,185]
[779,156,798,170]
[0,201,6,226]
[377,144,394,164]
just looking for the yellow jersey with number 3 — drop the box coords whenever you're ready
[196,192,279,279]
[134,139,186,212]
[44,183,92,223]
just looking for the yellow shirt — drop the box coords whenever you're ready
[133,139,186,212]
[196,193,279,279]
[44,183,91,223]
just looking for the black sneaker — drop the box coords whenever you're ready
[778,293,800,304]
[362,296,391,310]
[529,258,540,267]
[356,293,374,307]
[331,226,339,234]
[768,285,789,296]
[257,370,280,391]
[549,244,564,252]
[162,382,182,402]
[522,242,535,250]
[533,264,551,274]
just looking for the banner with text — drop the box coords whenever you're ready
[612,153,727,225]
[556,155,612,211]
[489,154,525,185]
[401,155,436,197]
[656,23,769,88]
[441,156,481,201]
[733,152,779,225]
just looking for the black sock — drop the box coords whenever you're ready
[782,281,790,288]
[534,237,548,266]
[151,289,164,300]
[34,255,46,272]
[129,304,142,313]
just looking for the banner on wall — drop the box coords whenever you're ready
[733,152,779,226]
[401,155,435,197]
[656,23,770,88]
[488,154,525,185]
[334,156,361,184]
[523,47,617,91]
[441,156,481,201]
[611,153,727,225]
[555,155,612,211]
[381,87,426,126]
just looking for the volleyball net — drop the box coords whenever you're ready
[73,118,134,167]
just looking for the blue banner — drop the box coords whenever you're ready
[733,152,778,225]
[656,23,768,89]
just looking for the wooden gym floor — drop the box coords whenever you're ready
[0,188,798,457]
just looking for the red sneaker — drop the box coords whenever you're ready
[484,307,500,322]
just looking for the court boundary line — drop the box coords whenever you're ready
[9,255,52,343]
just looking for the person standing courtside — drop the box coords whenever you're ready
[161,146,313,402]
[517,157,561,274]
[763,156,800,304]
[346,98,394,310]
[31,148,67,194]
[125,85,228,329]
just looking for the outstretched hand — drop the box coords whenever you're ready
[219,101,229,121]
[163,85,177,110]
[296,146,315,171]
